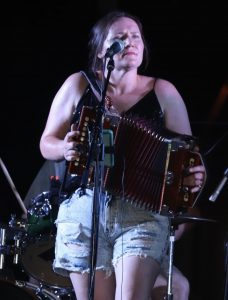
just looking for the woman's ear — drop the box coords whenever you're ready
[98,41,109,59]
[98,50,105,59]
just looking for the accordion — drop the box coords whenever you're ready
[68,106,206,214]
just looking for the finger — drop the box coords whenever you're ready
[194,173,204,180]
[191,182,203,193]
[71,123,78,131]
[189,165,205,173]
[65,131,79,143]
[191,186,201,193]
[64,149,79,161]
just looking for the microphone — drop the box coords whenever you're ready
[209,167,228,202]
[105,39,125,58]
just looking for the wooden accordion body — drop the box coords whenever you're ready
[68,106,205,214]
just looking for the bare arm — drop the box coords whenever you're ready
[155,79,205,192]
[40,72,88,161]
[155,79,192,135]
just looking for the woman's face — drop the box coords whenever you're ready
[100,17,144,71]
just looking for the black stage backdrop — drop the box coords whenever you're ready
[2,1,228,299]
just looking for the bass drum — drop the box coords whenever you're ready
[21,234,73,291]
[0,279,58,299]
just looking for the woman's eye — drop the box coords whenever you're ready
[113,36,122,41]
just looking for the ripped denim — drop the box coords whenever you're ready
[53,188,169,278]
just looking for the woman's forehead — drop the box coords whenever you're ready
[108,17,140,36]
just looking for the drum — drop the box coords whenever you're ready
[26,214,55,237]
[0,279,58,299]
[21,234,73,291]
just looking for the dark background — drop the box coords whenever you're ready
[2,1,228,299]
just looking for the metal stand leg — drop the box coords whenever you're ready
[166,222,177,300]
[224,241,228,300]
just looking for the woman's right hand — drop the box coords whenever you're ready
[63,123,81,161]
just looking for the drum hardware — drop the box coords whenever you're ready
[0,226,25,268]
[50,287,76,299]
[0,215,29,283]
[28,192,52,217]
[0,228,6,270]
[8,213,27,229]
[16,280,46,299]
[13,234,22,265]
[0,278,60,299]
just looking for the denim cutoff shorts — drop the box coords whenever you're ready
[53,188,169,278]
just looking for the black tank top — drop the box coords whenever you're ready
[71,71,165,130]
[123,89,165,130]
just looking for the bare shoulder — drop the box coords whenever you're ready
[139,75,176,93]
[152,78,191,134]
[139,75,182,106]
[61,72,88,91]
[50,71,90,113]
[139,75,157,93]
[54,71,89,106]
[152,77,187,114]
[154,78,180,99]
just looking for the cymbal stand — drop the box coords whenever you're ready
[224,240,228,300]
[165,213,217,300]
[166,218,178,300]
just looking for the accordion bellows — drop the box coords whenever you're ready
[104,116,204,214]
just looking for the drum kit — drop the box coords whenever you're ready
[0,192,76,300]
[0,157,76,299]
[0,154,221,299]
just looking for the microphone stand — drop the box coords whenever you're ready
[79,57,115,300]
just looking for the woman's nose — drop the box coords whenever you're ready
[123,36,132,47]
[124,37,131,48]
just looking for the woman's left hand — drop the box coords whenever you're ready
[184,165,206,193]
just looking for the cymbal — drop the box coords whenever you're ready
[169,215,217,225]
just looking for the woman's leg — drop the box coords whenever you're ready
[115,255,160,300]
[152,266,190,300]
[70,270,115,300]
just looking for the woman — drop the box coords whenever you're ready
[40,10,205,300]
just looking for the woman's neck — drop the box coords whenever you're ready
[108,70,140,96]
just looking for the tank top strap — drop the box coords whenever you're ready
[80,70,102,100]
